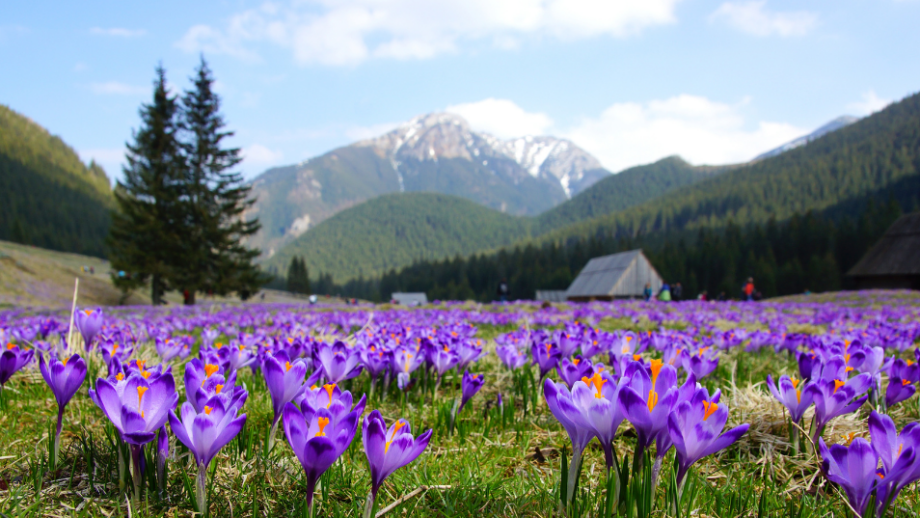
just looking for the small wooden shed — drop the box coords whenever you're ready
[847,212,920,290]
[565,249,663,301]
[390,292,429,306]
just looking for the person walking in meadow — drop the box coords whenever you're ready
[497,279,509,302]
[659,282,672,302]
[742,277,756,301]
[673,282,683,300]
[643,282,653,301]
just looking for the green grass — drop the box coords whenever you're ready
[2,324,920,517]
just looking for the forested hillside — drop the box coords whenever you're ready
[265,192,531,282]
[535,156,732,233]
[539,91,920,245]
[0,105,114,256]
[327,198,913,302]
[272,155,730,282]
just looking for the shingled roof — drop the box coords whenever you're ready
[564,249,663,300]
[847,212,920,277]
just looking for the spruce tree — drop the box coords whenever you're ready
[108,65,185,305]
[178,57,265,303]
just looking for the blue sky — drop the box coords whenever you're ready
[2,0,918,181]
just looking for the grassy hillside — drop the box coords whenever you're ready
[535,157,733,233]
[266,192,532,282]
[540,90,920,245]
[0,104,114,256]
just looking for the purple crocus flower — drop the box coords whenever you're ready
[459,370,484,412]
[668,387,749,491]
[496,344,527,371]
[184,359,243,412]
[296,383,367,424]
[74,308,104,351]
[39,353,87,463]
[219,343,257,375]
[429,343,460,378]
[361,410,432,515]
[263,351,309,450]
[169,395,246,513]
[544,378,598,505]
[818,437,881,517]
[89,371,178,500]
[684,349,719,379]
[766,374,814,424]
[315,341,364,384]
[868,411,920,512]
[571,371,627,469]
[532,340,563,380]
[885,376,916,408]
[455,339,487,372]
[283,400,361,516]
[99,340,133,372]
[618,360,678,457]
[557,356,595,389]
[0,343,35,393]
[805,376,870,441]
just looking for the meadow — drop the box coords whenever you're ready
[1,291,920,517]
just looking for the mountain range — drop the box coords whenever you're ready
[245,112,609,256]
[754,116,858,160]
[266,91,920,283]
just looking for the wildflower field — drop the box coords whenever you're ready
[2,291,920,517]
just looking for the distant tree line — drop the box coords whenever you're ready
[108,59,266,304]
[286,256,311,295]
[306,198,909,302]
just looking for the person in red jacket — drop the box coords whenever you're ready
[742,277,755,301]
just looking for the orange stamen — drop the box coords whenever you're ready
[316,417,330,437]
[702,400,718,421]
[573,358,581,366]
[790,377,800,389]
[903,379,912,386]
[650,359,663,385]
[205,364,219,379]
[285,361,292,372]
[647,389,659,412]
[834,380,846,393]
[385,421,407,453]
[215,384,223,394]
[582,373,606,399]
[5,343,14,350]
[137,386,149,418]
[204,406,213,415]
[324,384,336,408]
[116,372,125,381]
[632,354,641,361]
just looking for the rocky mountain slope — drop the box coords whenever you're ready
[246,112,609,256]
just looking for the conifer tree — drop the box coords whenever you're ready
[108,65,185,305]
[178,57,265,303]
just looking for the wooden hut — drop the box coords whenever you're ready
[847,212,920,290]
[565,249,663,301]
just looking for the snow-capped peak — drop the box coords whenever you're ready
[356,112,606,198]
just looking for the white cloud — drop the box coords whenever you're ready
[176,0,682,66]
[446,98,553,139]
[846,90,891,116]
[88,82,147,95]
[562,94,808,172]
[710,1,817,37]
[90,27,146,37]
[242,144,284,167]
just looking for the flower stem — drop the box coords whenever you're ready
[267,416,280,453]
[362,491,378,518]
[197,462,209,517]
[306,477,318,518]
[129,444,144,504]
[650,454,664,496]
[566,447,583,506]
[53,407,64,468]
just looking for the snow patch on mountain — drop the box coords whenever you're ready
[356,112,607,198]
